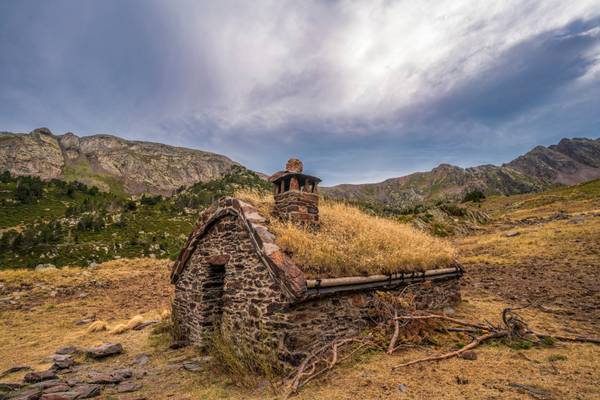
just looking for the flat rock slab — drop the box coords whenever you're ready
[182,361,202,372]
[23,371,58,384]
[85,343,123,359]
[54,347,78,356]
[69,384,101,399]
[42,383,71,394]
[40,392,80,400]
[5,387,42,400]
[116,381,142,393]
[0,382,23,391]
[0,366,31,378]
[87,369,132,384]
[509,382,553,399]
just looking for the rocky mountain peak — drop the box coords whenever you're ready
[0,128,240,195]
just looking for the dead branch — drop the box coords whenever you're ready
[393,331,507,369]
[529,331,600,345]
[285,337,372,398]
[387,309,400,354]
[394,314,490,331]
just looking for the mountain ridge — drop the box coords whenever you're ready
[323,136,600,208]
[0,127,239,195]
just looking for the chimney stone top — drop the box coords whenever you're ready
[285,158,303,173]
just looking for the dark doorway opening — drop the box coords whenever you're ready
[202,263,226,329]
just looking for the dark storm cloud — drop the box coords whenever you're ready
[1,1,599,184]
[428,17,600,124]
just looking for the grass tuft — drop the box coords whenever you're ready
[208,326,281,389]
[87,320,108,333]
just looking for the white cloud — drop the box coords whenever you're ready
[153,0,600,137]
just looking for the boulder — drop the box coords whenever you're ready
[5,387,42,400]
[87,369,131,384]
[85,343,123,359]
[54,347,78,356]
[23,371,58,384]
[40,392,79,400]
[0,365,30,378]
[116,381,142,393]
[35,264,56,272]
[50,355,74,370]
[460,350,478,360]
[69,384,101,399]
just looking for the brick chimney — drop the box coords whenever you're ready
[269,158,320,228]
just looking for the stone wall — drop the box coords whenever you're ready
[172,215,291,356]
[273,191,319,228]
[282,278,461,365]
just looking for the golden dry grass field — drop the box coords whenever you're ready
[1,182,599,399]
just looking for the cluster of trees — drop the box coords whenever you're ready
[172,165,270,210]
[0,220,66,253]
[462,189,486,203]
[0,171,101,204]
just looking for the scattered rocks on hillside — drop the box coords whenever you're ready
[87,369,132,384]
[460,351,478,360]
[509,382,553,399]
[75,318,95,326]
[132,354,150,366]
[182,360,202,372]
[6,386,42,400]
[0,365,31,378]
[50,355,74,370]
[23,370,58,383]
[35,264,57,271]
[85,343,123,359]
[132,320,159,331]
[116,381,142,393]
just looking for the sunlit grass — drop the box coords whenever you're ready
[236,190,456,278]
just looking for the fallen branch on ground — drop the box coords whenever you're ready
[393,307,600,369]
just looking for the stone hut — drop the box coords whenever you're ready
[171,159,463,368]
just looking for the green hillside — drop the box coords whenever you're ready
[0,166,269,269]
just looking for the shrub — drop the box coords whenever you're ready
[209,326,281,388]
[14,176,43,203]
[140,194,162,206]
[462,190,486,203]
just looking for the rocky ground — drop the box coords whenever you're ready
[1,185,599,399]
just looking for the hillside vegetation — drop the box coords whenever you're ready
[0,166,269,269]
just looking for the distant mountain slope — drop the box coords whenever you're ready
[324,137,600,208]
[0,128,239,195]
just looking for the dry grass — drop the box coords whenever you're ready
[86,320,108,333]
[236,190,456,278]
[109,315,144,334]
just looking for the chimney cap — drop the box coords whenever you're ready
[285,158,303,173]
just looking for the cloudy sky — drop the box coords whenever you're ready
[1,1,600,184]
